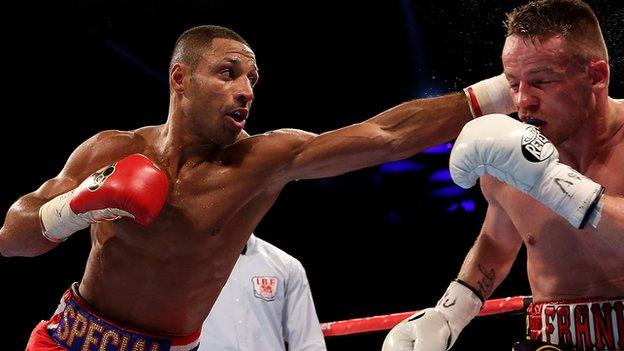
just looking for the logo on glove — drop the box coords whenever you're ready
[521,127,555,163]
[86,164,116,192]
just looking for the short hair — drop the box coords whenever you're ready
[170,25,249,71]
[504,0,608,62]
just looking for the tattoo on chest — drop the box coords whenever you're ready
[476,264,495,298]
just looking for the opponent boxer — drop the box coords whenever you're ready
[383,1,623,350]
[0,25,513,350]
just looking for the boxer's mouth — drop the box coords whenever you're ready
[226,109,248,122]
[522,116,546,127]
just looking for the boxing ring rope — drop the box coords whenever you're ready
[321,295,532,337]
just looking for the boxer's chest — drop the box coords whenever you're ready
[500,188,573,246]
[155,161,278,238]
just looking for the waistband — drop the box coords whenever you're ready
[526,296,624,351]
[46,283,200,351]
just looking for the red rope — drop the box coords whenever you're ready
[321,295,532,337]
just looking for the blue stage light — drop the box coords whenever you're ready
[460,200,476,212]
[421,142,453,154]
[429,185,466,198]
[380,160,426,173]
[428,169,452,182]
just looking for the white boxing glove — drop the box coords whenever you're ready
[382,309,450,351]
[464,74,516,118]
[382,281,482,351]
[449,114,605,229]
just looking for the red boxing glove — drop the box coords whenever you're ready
[71,154,169,225]
[40,154,169,242]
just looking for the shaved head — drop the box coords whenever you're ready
[170,25,250,71]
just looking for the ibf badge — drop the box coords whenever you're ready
[252,276,278,301]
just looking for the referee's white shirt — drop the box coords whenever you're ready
[199,234,327,351]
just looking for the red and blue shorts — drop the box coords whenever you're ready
[526,296,624,350]
[26,283,200,351]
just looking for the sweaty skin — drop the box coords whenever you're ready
[0,38,472,334]
[458,35,624,302]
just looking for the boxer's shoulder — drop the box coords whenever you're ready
[85,129,146,153]
[257,128,316,148]
[89,130,148,151]
[61,129,150,180]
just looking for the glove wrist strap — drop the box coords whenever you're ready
[434,280,483,348]
[532,163,603,229]
[463,74,515,118]
[39,189,89,242]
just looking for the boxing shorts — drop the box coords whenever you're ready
[524,296,623,350]
[26,283,201,351]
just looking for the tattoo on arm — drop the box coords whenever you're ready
[476,264,495,298]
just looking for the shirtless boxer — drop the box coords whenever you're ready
[0,25,513,350]
[383,1,623,350]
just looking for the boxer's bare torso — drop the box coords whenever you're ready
[481,100,624,302]
[77,126,316,334]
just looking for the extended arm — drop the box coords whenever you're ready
[283,93,472,182]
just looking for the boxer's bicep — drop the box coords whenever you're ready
[278,122,395,181]
[588,194,624,248]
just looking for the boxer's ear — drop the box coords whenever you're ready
[170,63,186,94]
[588,59,608,91]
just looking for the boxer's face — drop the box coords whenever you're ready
[185,38,258,145]
[502,35,593,146]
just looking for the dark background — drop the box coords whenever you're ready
[1,1,622,350]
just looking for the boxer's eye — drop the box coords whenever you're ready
[220,69,234,79]
[248,75,258,87]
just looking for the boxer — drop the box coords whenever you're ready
[0,25,513,350]
[383,1,623,350]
